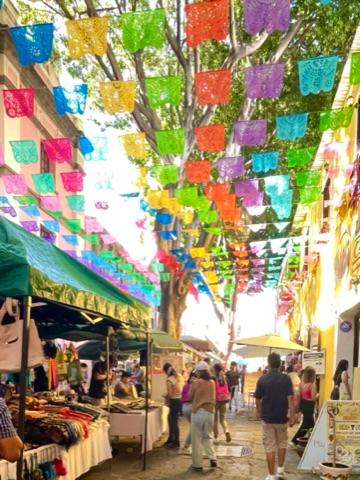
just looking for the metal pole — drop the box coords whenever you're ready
[17,296,32,480]
[142,331,151,471]
[106,333,110,413]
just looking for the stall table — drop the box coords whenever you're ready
[109,406,168,453]
[0,419,111,480]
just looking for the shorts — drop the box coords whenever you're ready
[261,422,288,452]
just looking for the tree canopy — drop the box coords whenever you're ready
[16,0,360,336]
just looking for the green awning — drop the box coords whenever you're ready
[0,217,149,328]
[77,329,184,359]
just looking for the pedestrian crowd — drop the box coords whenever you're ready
[162,358,247,471]
[161,354,352,478]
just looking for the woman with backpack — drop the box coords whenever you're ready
[213,363,231,443]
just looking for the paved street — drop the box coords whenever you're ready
[82,411,315,480]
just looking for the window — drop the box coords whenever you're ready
[40,142,55,174]
[40,142,49,173]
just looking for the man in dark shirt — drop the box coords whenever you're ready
[254,353,295,480]
[225,362,240,411]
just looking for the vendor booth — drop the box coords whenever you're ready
[0,217,150,479]
[76,329,185,451]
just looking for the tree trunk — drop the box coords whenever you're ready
[224,281,238,363]
[158,272,192,338]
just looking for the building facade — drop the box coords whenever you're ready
[0,1,87,251]
[277,27,360,404]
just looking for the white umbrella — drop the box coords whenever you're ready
[234,334,309,352]
[233,345,298,359]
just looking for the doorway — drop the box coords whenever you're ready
[354,314,359,368]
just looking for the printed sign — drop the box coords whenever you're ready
[326,402,360,468]
[299,401,360,472]
[302,351,325,375]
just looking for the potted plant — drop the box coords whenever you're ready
[319,405,351,479]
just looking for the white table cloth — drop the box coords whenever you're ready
[109,406,168,453]
[0,419,111,480]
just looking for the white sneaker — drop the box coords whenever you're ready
[277,469,286,479]
[264,476,275,480]
[182,446,191,455]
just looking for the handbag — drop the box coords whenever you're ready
[215,380,230,402]
[0,299,45,373]
[56,349,68,379]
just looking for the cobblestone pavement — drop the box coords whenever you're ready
[82,410,319,480]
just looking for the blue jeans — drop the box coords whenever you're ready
[191,408,216,468]
[168,399,182,445]
[182,402,192,448]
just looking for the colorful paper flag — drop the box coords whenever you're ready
[243,0,290,35]
[185,0,228,48]
[66,17,108,58]
[298,55,339,95]
[3,88,35,117]
[145,76,182,109]
[121,9,166,53]
[185,160,211,183]
[53,84,88,115]
[122,133,146,159]
[195,70,231,105]
[10,140,38,164]
[79,136,108,161]
[234,119,267,146]
[276,113,308,140]
[155,129,185,155]
[43,138,73,163]
[61,171,84,193]
[245,63,285,98]
[10,23,54,67]
[100,80,135,113]
[195,124,225,152]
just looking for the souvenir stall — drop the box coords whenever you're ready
[0,217,150,480]
[77,330,184,464]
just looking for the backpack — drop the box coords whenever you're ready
[215,380,230,402]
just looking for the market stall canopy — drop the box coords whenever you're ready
[180,336,217,352]
[77,329,184,359]
[234,334,309,352]
[233,345,304,359]
[0,217,149,328]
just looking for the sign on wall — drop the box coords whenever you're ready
[303,351,325,375]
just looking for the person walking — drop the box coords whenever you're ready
[333,359,352,400]
[189,361,217,471]
[213,363,231,443]
[226,361,240,412]
[255,353,295,480]
[163,363,184,449]
[291,367,317,445]
[239,364,247,407]
[181,369,196,454]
